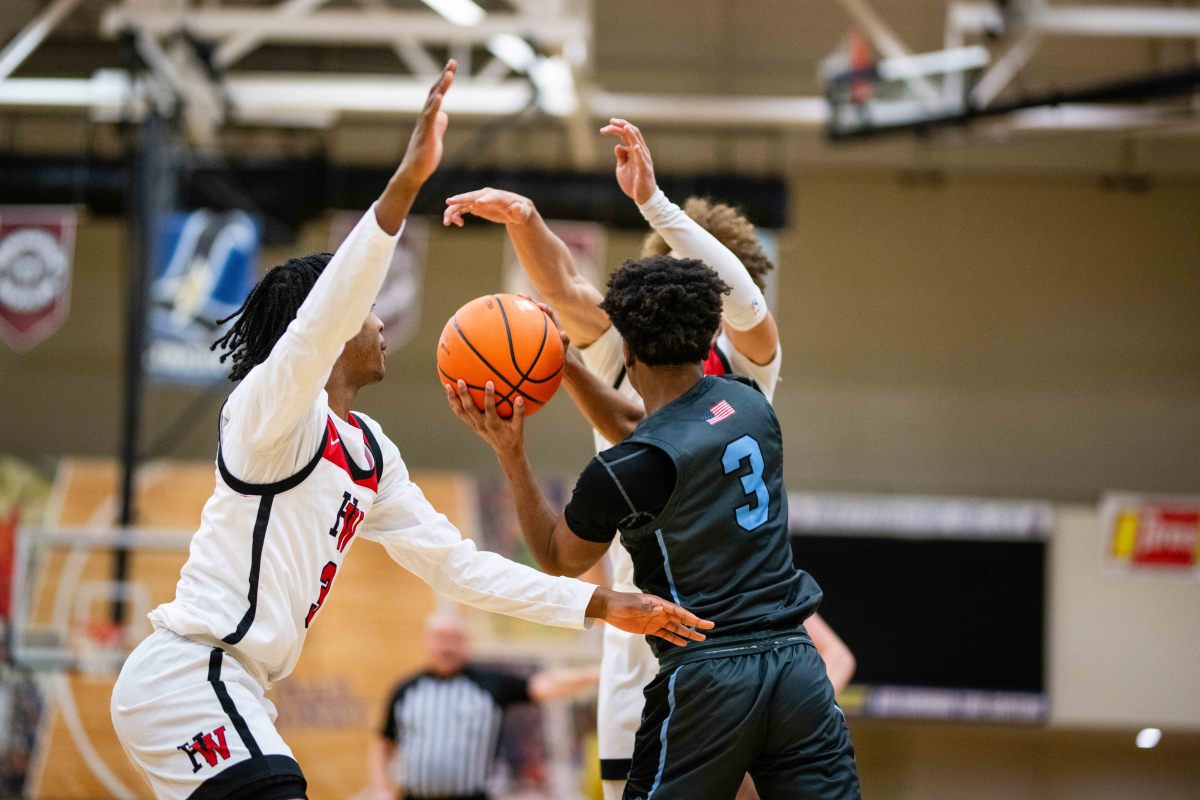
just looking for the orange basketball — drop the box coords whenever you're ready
[437,293,565,419]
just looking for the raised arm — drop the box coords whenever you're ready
[443,188,610,346]
[600,118,779,365]
[223,62,458,456]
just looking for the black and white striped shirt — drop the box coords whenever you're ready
[381,667,530,798]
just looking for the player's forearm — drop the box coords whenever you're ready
[506,211,609,346]
[638,189,768,334]
[496,449,580,576]
[369,739,395,792]
[529,664,601,702]
[562,352,644,444]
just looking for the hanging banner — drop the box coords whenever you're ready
[503,220,605,301]
[329,213,428,351]
[1102,493,1200,576]
[147,210,259,384]
[0,206,76,354]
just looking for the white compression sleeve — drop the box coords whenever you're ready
[637,189,767,331]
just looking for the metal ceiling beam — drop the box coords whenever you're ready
[100,8,587,46]
[0,0,85,81]
[213,0,333,69]
[951,2,1200,39]
[0,73,1188,138]
[970,33,1041,109]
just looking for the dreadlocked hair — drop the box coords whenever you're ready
[599,256,730,366]
[641,197,775,292]
[211,252,333,381]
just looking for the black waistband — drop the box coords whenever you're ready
[658,627,812,671]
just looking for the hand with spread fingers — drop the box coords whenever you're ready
[599,117,658,205]
[443,187,536,227]
[596,589,714,647]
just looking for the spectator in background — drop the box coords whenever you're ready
[370,611,600,800]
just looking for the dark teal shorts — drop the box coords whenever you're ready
[623,636,860,800]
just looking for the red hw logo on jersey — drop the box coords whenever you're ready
[329,491,364,553]
[177,726,231,773]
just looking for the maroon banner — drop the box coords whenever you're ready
[0,206,77,354]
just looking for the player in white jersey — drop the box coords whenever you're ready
[443,118,855,800]
[109,66,712,800]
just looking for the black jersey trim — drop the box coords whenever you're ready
[206,648,263,759]
[216,422,329,497]
[613,364,627,391]
[187,753,305,800]
[713,343,733,373]
[221,495,273,645]
[599,758,632,781]
[348,413,385,484]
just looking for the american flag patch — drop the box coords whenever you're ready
[706,400,735,425]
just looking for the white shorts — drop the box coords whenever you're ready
[111,628,304,800]
[597,619,658,788]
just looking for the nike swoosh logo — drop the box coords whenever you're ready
[329,435,340,447]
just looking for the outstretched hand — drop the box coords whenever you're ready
[396,60,458,187]
[445,379,526,461]
[443,187,536,227]
[599,118,658,205]
[599,589,714,647]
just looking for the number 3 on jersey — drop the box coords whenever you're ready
[721,435,769,531]
[305,561,337,628]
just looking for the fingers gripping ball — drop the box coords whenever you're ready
[437,294,565,418]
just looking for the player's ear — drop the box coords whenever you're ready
[622,339,635,371]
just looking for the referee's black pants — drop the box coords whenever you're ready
[623,636,860,800]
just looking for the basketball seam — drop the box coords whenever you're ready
[448,302,563,411]
[494,294,555,385]
[438,366,542,412]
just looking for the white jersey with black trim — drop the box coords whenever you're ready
[150,411,386,685]
[149,204,596,688]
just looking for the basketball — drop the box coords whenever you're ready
[437,293,566,419]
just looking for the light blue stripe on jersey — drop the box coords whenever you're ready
[655,529,682,605]
[649,667,682,798]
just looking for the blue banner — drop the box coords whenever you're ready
[146,210,259,384]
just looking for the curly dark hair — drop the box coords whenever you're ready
[599,256,730,366]
[641,197,775,292]
[210,252,332,381]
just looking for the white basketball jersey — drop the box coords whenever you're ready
[150,412,385,685]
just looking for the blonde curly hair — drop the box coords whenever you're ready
[640,197,775,292]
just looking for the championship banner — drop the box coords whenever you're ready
[147,210,259,384]
[0,206,76,354]
[1102,493,1200,575]
[503,219,605,300]
[329,213,428,350]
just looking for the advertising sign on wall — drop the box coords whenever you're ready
[1102,493,1200,575]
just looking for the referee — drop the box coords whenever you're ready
[369,611,599,800]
